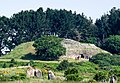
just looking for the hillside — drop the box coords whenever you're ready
[2,42,35,59]
[1,39,109,59]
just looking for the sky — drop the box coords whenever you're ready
[0,0,119,21]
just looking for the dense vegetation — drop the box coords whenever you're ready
[90,53,120,67]
[0,6,120,82]
[102,35,120,54]
[0,7,119,55]
[0,7,93,55]
[33,35,66,60]
[1,7,120,55]
[0,57,119,82]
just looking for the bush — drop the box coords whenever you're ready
[64,67,79,76]
[78,62,98,73]
[11,58,16,63]
[64,67,82,81]
[109,67,120,77]
[66,74,83,81]
[2,63,7,68]
[9,63,14,67]
[93,71,109,82]
[57,60,69,70]
[90,53,120,67]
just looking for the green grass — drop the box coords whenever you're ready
[0,59,59,63]
[0,78,86,83]
[1,42,35,59]
[0,60,119,83]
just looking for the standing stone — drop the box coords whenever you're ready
[26,66,36,77]
[109,74,117,83]
[35,69,42,78]
[48,70,55,80]
[27,66,35,77]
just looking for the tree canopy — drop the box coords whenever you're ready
[33,35,66,60]
[0,7,93,55]
[1,7,120,55]
[103,35,120,54]
[90,53,120,67]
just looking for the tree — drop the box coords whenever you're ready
[33,35,66,60]
[0,16,11,55]
[108,7,120,35]
[0,7,95,56]
[103,35,120,54]
[95,7,120,47]
[95,15,109,44]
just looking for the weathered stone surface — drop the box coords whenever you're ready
[26,66,35,77]
[26,66,42,78]
[35,69,42,78]
[48,70,55,80]
[109,74,117,83]
[61,39,109,59]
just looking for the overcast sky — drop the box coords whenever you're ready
[0,0,119,21]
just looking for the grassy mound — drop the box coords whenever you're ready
[1,39,110,60]
[2,42,35,59]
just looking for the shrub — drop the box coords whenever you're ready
[10,58,15,63]
[9,63,14,67]
[90,53,120,66]
[2,63,7,68]
[64,67,82,81]
[64,67,79,76]
[57,60,69,70]
[93,71,109,82]
[78,62,98,73]
[66,74,83,81]
[109,67,120,77]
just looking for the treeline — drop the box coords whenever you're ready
[0,7,120,55]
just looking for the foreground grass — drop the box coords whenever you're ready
[0,78,87,83]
